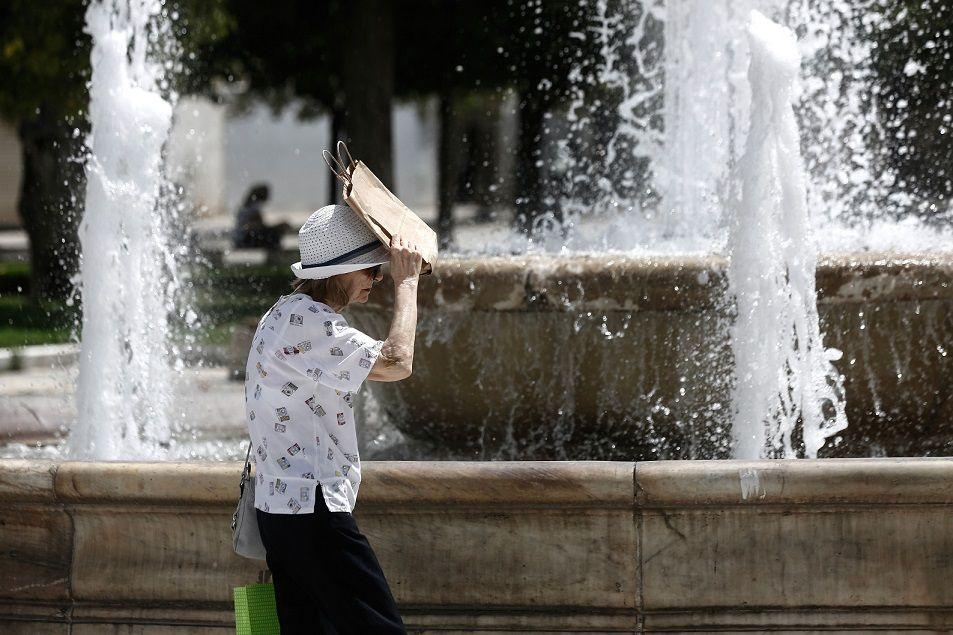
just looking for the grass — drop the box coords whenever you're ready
[0,294,78,347]
[0,261,32,295]
[0,263,292,349]
[0,327,73,348]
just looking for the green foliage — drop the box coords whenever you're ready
[189,263,288,326]
[0,262,31,295]
[198,0,594,118]
[0,261,30,276]
[0,262,288,348]
[0,0,89,124]
[0,0,231,125]
[396,0,592,99]
[171,0,235,96]
[200,0,338,117]
[0,294,77,347]
[0,326,72,348]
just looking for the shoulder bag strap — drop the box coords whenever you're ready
[231,440,253,532]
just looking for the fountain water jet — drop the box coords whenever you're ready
[69,0,180,460]
[727,11,848,459]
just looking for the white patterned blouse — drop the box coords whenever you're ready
[244,293,383,515]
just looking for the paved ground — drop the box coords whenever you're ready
[0,361,418,461]
[0,363,244,453]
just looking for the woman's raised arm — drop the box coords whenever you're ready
[369,235,422,382]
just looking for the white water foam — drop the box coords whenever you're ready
[524,0,950,256]
[69,0,179,459]
[727,11,848,459]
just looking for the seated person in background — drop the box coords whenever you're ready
[232,183,291,249]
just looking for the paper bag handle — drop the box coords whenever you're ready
[336,141,357,171]
[323,149,351,186]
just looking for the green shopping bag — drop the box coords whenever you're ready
[234,583,280,635]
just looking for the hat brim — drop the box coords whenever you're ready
[290,244,390,280]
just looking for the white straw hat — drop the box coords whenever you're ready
[290,204,390,280]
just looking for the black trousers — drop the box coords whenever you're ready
[256,501,406,635]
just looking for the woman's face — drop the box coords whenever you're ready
[335,266,383,306]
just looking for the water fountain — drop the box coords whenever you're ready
[1,1,952,632]
[351,0,951,461]
[727,10,848,459]
[70,0,182,460]
[0,0,947,463]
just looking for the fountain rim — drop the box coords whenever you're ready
[434,251,953,268]
[356,250,953,312]
[4,457,953,508]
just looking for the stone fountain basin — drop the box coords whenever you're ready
[2,458,953,633]
[346,252,953,459]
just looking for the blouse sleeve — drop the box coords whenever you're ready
[272,302,382,393]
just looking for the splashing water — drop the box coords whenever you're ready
[789,0,895,225]
[660,0,744,243]
[530,0,951,255]
[69,0,180,459]
[728,11,848,459]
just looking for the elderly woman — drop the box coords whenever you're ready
[244,203,421,634]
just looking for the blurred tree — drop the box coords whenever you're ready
[395,0,594,230]
[0,0,229,301]
[437,91,463,247]
[1,0,672,289]
[393,1,508,244]
[201,0,395,195]
[207,0,593,237]
[871,0,953,220]
[341,0,395,188]
[206,1,503,243]
[0,0,88,300]
[497,0,595,230]
[434,91,508,246]
[7,0,950,304]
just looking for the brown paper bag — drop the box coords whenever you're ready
[324,142,438,275]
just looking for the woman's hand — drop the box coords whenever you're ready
[389,235,422,286]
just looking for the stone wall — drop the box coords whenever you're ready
[347,253,953,459]
[1,458,953,633]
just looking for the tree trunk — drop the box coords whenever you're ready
[329,104,345,205]
[515,91,545,231]
[470,96,501,222]
[339,0,394,189]
[18,112,85,301]
[436,92,459,249]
